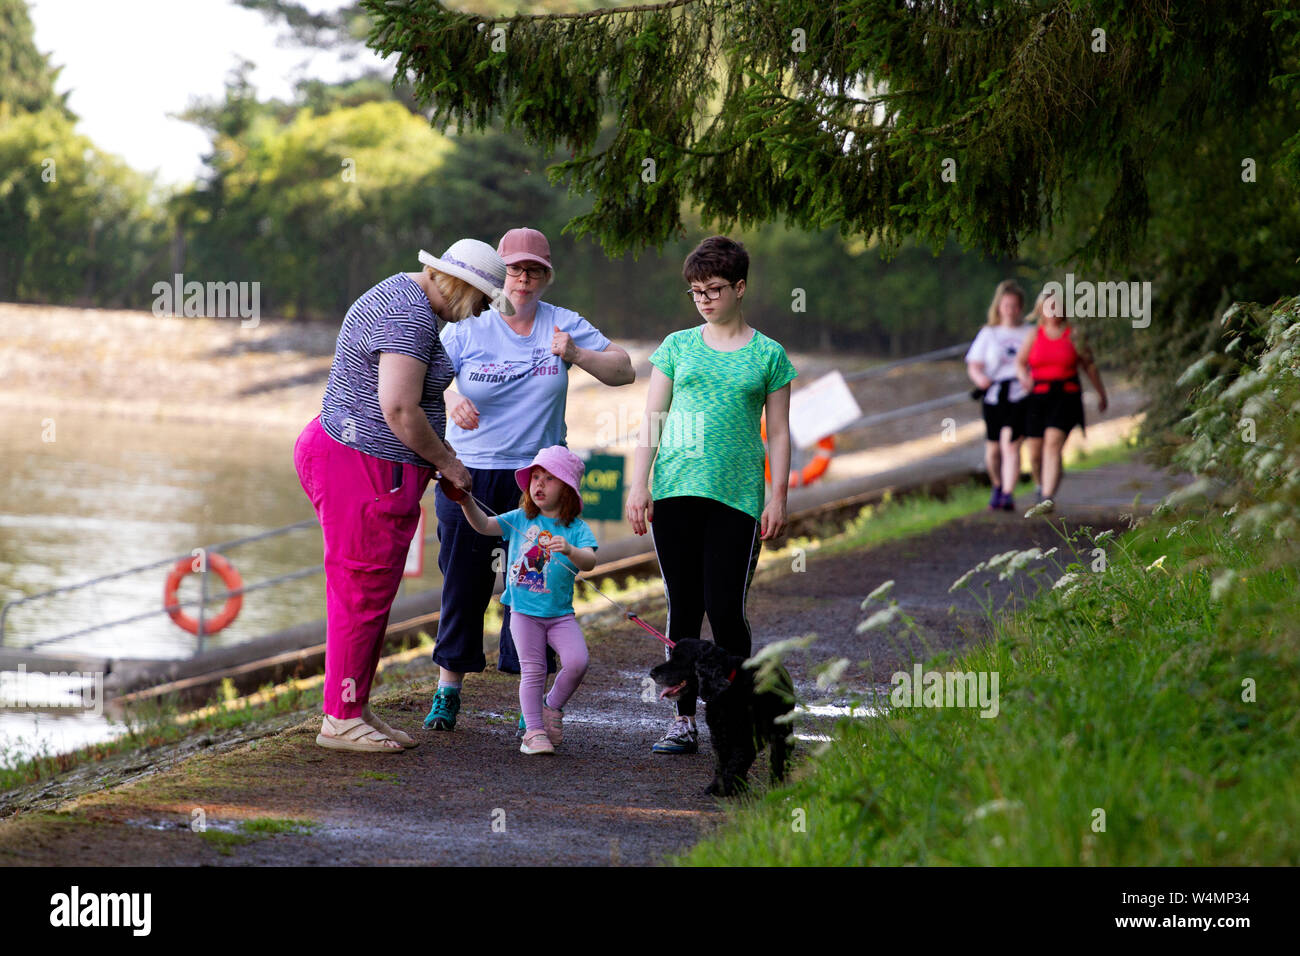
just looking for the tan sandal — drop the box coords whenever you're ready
[316,715,404,753]
[363,707,417,749]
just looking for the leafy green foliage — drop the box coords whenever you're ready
[0,107,167,303]
[1167,296,1300,566]
[176,76,455,317]
[364,0,1288,261]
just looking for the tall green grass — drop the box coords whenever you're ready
[680,511,1300,865]
[680,295,1300,866]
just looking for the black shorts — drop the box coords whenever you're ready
[1025,381,1085,438]
[981,396,1027,441]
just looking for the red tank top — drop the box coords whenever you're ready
[1027,324,1079,393]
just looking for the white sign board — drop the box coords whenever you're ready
[403,507,426,577]
[788,371,863,449]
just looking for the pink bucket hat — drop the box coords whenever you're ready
[515,445,586,514]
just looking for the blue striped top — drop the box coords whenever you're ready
[320,273,455,465]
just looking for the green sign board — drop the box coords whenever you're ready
[579,453,626,521]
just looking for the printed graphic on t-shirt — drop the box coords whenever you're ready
[510,526,555,595]
[464,350,559,385]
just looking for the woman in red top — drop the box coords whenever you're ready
[1015,286,1108,512]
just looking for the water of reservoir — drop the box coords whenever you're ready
[0,409,631,766]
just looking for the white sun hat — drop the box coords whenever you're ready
[418,239,516,316]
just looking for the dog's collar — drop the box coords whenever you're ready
[727,668,737,684]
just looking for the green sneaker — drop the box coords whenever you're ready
[423,687,461,731]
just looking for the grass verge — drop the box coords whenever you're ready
[676,504,1300,865]
[198,816,316,856]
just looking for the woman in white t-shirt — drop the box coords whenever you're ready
[966,280,1033,512]
[422,227,635,734]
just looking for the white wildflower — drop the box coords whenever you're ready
[949,564,985,593]
[745,634,817,668]
[1210,569,1237,601]
[963,798,1024,825]
[1161,478,1212,510]
[1052,572,1081,591]
[985,550,1020,569]
[1000,547,1044,581]
[1059,583,1086,605]
[815,658,852,691]
[1145,555,1167,573]
[861,579,895,607]
[856,604,900,634]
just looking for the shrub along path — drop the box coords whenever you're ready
[0,460,1186,865]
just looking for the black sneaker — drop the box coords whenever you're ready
[651,719,699,754]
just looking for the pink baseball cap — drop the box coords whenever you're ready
[498,227,554,276]
[515,445,586,514]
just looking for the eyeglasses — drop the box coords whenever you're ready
[685,283,734,301]
[506,264,549,280]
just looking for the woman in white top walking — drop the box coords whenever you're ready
[966,280,1034,512]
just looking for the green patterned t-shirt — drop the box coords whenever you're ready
[648,326,798,521]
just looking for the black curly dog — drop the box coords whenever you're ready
[650,638,795,797]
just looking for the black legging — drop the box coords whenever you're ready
[650,495,761,718]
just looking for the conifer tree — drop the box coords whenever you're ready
[362,0,1291,262]
[0,0,72,117]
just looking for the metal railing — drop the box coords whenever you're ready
[840,342,968,383]
[836,342,971,433]
[0,520,321,656]
[2,343,979,657]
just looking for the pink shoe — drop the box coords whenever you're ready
[542,705,564,746]
[520,730,555,755]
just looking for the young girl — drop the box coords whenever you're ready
[457,445,598,754]
[624,235,797,756]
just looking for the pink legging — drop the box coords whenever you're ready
[511,611,588,731]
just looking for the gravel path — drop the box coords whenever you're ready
[0,461,1184,866]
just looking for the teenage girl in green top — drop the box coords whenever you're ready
[625,236,798,755]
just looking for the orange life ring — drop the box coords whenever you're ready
[163,552,243,635]
[761,418,836,488]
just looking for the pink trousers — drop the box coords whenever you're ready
[294,417,432,719]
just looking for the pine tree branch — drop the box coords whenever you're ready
[485,0,709,22]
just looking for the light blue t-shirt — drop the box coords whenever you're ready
[440,301,611,469]
[497,509,599,618]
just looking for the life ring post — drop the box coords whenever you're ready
[163,551,244,640]
[761,414,836,488]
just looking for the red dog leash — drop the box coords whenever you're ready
[438,475,675,649]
